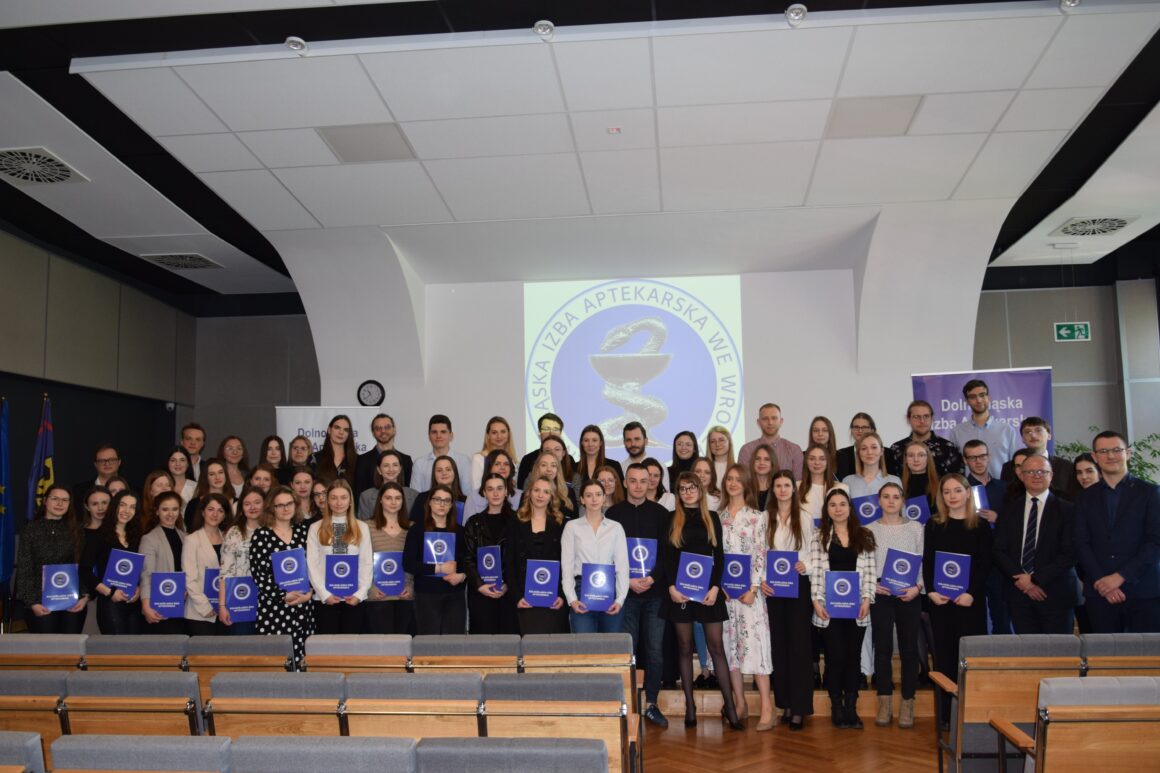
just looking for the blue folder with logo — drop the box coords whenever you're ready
[903,496,931,524]
[423,532,456,573]
[626,537,657,578]
[41,564,79,612]
[102,549,144,594]
[825,570,860,619]
[971,485,990,511]
[477,545,503,588]
[675,552,712,603]
[325,554,358,596]
[272,547,309,591]
[204,568,220,612]
[934,551,971,599]
[851,495,882,526]
[524,559,559,608]
[225,576,258,623]
[765,550,799,598]
[150,572,185,617]
[721,553,751,600]
[880,548,921,595]
[580,562,615,612]
[373,551,405,595]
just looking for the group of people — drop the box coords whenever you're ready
[12,379,1159,736]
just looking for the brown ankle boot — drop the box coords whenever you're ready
[875,696,892,727]
[899,698,916,729]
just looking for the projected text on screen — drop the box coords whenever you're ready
[524,276,744,463]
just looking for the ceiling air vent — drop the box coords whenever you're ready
[1049,217,1136,237]
[0,147,87,185]
[142,253,223,270]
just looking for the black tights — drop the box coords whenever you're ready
[673,620,737,723]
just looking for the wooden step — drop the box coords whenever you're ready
[656,688,935,718]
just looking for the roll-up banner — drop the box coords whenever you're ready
[275,407,383,454]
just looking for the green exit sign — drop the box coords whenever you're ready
[1054,322,1091,342]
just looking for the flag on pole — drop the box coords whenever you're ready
[26,397,53,521]
[0,398,13,584]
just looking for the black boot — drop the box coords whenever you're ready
[830,695,848,728]
[844,693,864,729]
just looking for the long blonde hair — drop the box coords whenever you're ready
[477,416,518,460]
[900,440,939,498]
[669,472,716,549]
[532,453,573,513]
[933,473,980,529]
[516,476,564,526]
[707,426,735,466]
[318,479,360,547]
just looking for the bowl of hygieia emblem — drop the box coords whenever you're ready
[588,352,672,387]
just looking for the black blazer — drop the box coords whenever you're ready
[1000,455,1078,501]
[1074,476,1160,599]
[993,493,1078,607]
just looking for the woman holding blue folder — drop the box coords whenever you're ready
[250,486,314,666]
[217,487,264,636]
[506,476,569,635]
[403,483,468,634]
[659,472,741,731]
[810,489,877,729]
[866,482,924,729]
[83,490,143,634]
[307,479,372,634]
[462,474,518,635]
[365,482,415,634]
[561,480,629,633]
[15,484,86,633]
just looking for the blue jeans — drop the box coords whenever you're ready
[620,595,665,704]
[570,607,625,634]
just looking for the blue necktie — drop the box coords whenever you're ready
[1021,497,1039,574]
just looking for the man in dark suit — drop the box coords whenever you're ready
[72,444,122,506]
[354,413,413,495]
[993,455,1078,633]
[1074,430,1160,633]
[999,417,1077,500]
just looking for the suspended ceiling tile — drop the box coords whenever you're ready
[553,38,655,112]
[660,141,817,211]
[653,27,852,106]
[908,91,1015,135]
[839,17,1061,97]
[361,45,565,121]
[237,128,340,168]
[157,132,263,173]
[996,87,1104,133]
[580,149,661,215]
[808,133,986,205]
[175,55,393,131]
[198,169,321,230]
[826,95,922,139]
[402,113,574,159]
[83,68,229,136]
[424,153,590,221]
[954,130,1067,200]
[570,109,655,152]
[1025,11,1160,89]
[273,162,452,226]
[658,100,830,146]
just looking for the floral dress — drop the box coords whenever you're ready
[249,522,315,666]
[721,505,772,675]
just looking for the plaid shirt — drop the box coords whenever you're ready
[809,533,877,628]
[889,433,963,477]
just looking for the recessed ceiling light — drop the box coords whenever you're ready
[786,4,808,28]
[533,20,555,41]
[607,127,622,135]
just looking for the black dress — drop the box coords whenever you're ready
[505,517,569,635]
[462,510,519,635]
[250,523,315,667]
[658,510,728,624]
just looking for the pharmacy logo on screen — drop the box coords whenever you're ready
[50,571,70,589]
[943,561,961,579]
[159,579,178,596]
[773,558,792,575]
[833,578,853,596]
[333,561,351,578]
[589,570,607,588]
[280,556,298,575]
[726,560,744,578]
[526,279,742,462]
[533,567,552,585]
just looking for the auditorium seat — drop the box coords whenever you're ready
[83,634,188,671]
[304,634,410,675]
[204,672,344,738]
[230,736,415,773]
[344,672,482,737]
[416,737,608,773]
[1080,633,1160,677]
[0,671,66,766]
[186,635,294,704]
[520,633,637,710]
[0,731,45,773]
[61,671,202,736]
[410,635,519,674]
[0,634,85,671]
[50,734,230,772]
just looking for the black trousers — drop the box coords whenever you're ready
[1006,591,1074,634]
[821,619,866,699]
[187,618,226,636]
[96,597,143,635]
[467,590,519,635]
[313,600,368,634]
[1085,594,1160,633]
[24,608,85,634]
[365,600,415,635]
[929,600,987,687]
[145,617,186,635]
[767,581,814,716]
[517,606,569,635]
[870,594,921,699]
[414,591,466,635]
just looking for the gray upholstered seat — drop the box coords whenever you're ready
[305,634,411,657]
[0,730,45,773]
[50,735,229,771]
[230,736,415,773]
[1079,632,1160,656]
[412,634,519,657]
[187,634,294,658]
[0,670,68,697]
[417,737,607,773]
[1039,675,1160,706]
[520,632,632,656]
[959,634,1080,658]
[483,673,624,703]
[84,634,188,656]
[0,633,86,655]
[209,671,345,700]
[66,670,200,703]
[345,672,481,701]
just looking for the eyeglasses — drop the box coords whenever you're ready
[678,485,699,494]
[850,424,872,431]
[964,453,989,461]
[95,457,119,464]
[1094,446,1127,456]
[909,414,932,421]
[1022,469,1052,478]
[430,497,453,505]
[273,501,296,509]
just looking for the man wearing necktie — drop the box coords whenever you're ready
[993,455,1078,633]
[1074,431,1160,633]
